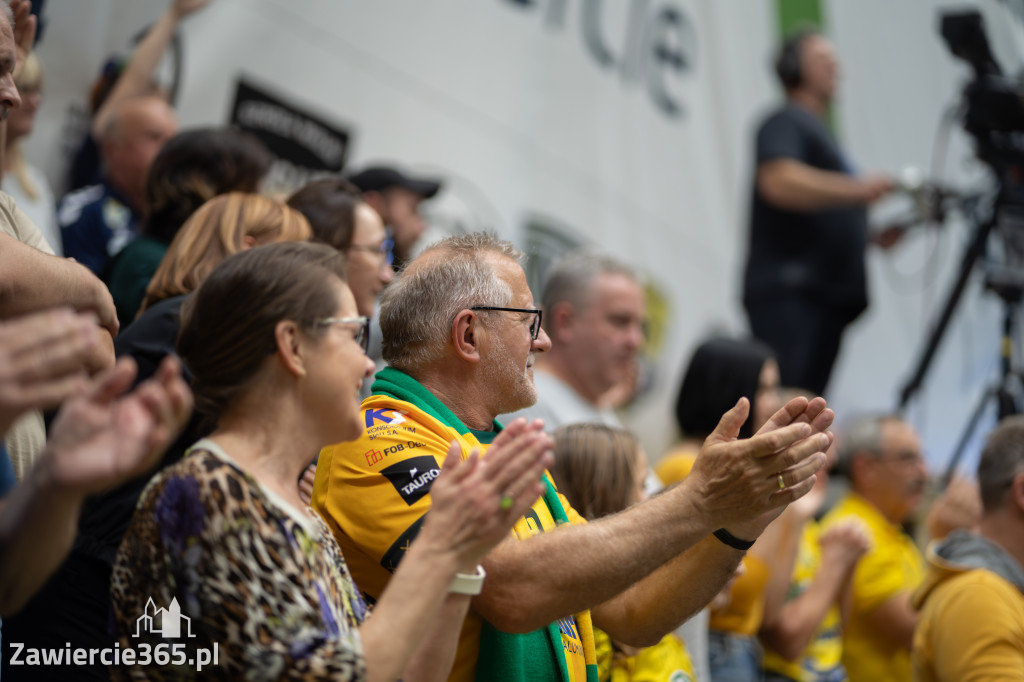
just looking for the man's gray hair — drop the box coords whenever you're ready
[541,249,638,314]
[380,233,524,371]
[837,414,901,477]
[977,415,1024,512]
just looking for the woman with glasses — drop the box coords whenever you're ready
[111,242,551,680]
[288,179,396,318]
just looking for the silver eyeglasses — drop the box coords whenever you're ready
[317,316,371,353]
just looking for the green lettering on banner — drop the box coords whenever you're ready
[775,0,823,35]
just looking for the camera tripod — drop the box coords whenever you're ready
[897,185,1024,481]
[942,269,1023,481]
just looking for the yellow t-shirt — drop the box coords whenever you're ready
[313,387,591,682]
[654,448,698,488]
[595,629,695,682]
[821,493,924,682]
[912,544,1024,682]
[761,521,844,681]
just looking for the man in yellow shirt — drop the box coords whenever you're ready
[912,416,1024,682]
[313,234,834,682]
[821,415,926,682]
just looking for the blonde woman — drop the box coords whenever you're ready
[551,423,697,682]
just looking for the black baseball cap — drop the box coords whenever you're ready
[347,165,442,199]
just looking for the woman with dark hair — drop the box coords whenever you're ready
[106,127,271,327]
[288,179,395,318]
[111,242,550,680]
[656,336,782,682]
[675,337,779,444]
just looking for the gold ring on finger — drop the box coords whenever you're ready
[777,474,786,490]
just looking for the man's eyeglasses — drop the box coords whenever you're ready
[470,306,543,340]
[347,238,394,267]
[875,449,926,467]
[317,316,371,353]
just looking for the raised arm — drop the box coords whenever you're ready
[756,471,830,631]
[760,520,870,660]
[91,0,211,139]
[757,159,892,212]
[474,397,831,643]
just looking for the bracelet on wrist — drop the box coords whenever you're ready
[713,528,755,551]
[449,564,486,595]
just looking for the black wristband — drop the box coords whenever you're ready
[713,528,755,551]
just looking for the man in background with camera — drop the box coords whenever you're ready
[743,28,897,396]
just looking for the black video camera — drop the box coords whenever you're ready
[941,10,1024,170]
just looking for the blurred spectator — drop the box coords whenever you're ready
[59,95,178,275]
[743,28,896,395]
[759,441,871,682]
[912,416,1024,681]
[551,423,697,681]
[67,0,212,191]
[287,178,395,318]
[501,250,646,433]
[2,51,59,254]
[347,164,441,271]
[139,192,309,316]
[820,415,926,682]
[656,337,782,682]
[106,127,271,327]
[2,194,309,680]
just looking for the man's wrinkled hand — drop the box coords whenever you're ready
[685,397,830,539]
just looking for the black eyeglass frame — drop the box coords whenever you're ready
[469,306,543,340]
